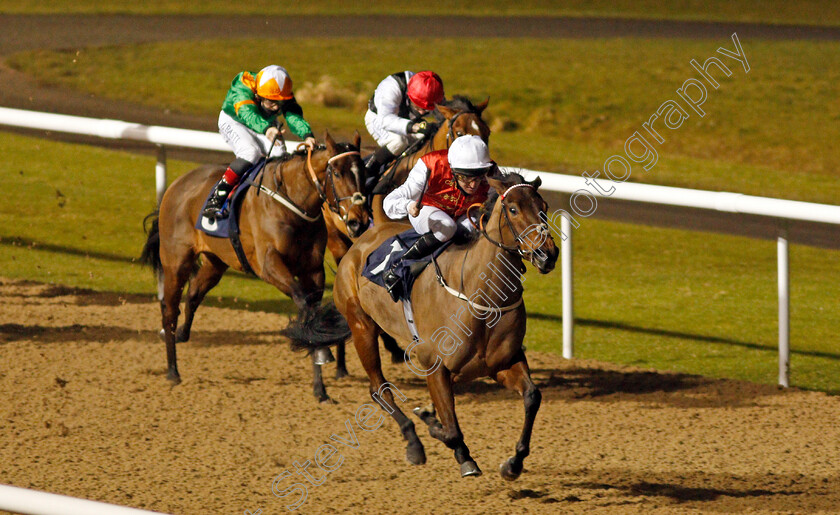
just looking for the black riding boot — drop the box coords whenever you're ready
[202,179,234,219]
[364,146,396,195]
[202,158,252,219]
[384,232,444,302]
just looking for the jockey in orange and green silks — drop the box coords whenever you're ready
[204,65,317,219]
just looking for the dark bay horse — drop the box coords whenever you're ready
[284,172,559,479]
[141,131,367,401]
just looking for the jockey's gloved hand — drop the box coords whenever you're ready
[411,121,434,137]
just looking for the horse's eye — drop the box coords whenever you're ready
[508,206,517,215]
[456,131,464,137]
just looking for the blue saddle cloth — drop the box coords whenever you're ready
[195,159,267,238]
[362,229,451,301]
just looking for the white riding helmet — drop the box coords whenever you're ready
[448,135,493,177]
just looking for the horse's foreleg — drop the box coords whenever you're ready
[261,249,311,310]
[493,359,541,481]
[160,258,193,385]
[177,254,227,343]
[381,332,405,364]
[347,306,425,466]
[263,250,331,401]
[425,366,480,477]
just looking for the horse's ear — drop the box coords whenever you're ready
[475,97,489,115]
[323,130,337,155]
[529,176,542,190]
[437,104,456,119]
[353,130,361,151]
[487,176,506,195]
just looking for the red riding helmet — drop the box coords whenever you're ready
[406,71,444,111]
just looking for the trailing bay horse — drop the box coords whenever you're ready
[141,131,367,401]
[284,172,559,479]
[322,96,492,371]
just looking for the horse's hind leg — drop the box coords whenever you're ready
[493,359,541,481]
[176,253,228,343]
[424,365,480,477]
[346,304,425,465]
[160,254,195,384]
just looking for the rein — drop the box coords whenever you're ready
[256,146,364,224]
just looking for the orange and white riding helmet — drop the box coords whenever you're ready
[255,65,294,101]
[407,71,444,111]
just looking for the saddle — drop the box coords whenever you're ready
[195,159,268,274]
[362,229,453,301]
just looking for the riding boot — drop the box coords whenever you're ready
[202,165,244,219]
[364,146,396,195]
[384,232,445,302]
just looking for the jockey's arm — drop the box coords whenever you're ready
[383,160,429,220]
[373,76,414,136]
[280,97,315,140]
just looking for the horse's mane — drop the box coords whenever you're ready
[461,172,528,243]
[431,95,482,123]
[268,141,359,165]
[442,95,479,113]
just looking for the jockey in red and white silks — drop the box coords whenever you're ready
[381,135,494,301]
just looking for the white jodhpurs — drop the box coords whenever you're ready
[408,205,476,242]
[364,109,423,155]
[218,110,287,164]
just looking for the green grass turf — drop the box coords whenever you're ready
[4,131,839,392]
[8,37,840,203]
[2,0,840,26]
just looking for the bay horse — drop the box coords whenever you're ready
[322,96,491,372]
[284,172,559,479]
[141,131,367,402]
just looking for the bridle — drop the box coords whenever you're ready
[258,145,366,227]
[306,146,366,225]
[468,183,551,260]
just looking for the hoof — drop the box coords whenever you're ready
[460,460,482,477]
[406,441,426,465]
[175,326,189,343]
[499,457,522,481]
[318,396,337,404]
[334,368,349,380]
[166,371,181,385]
[313,348,335,365]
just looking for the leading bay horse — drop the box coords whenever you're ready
[284,172,559,479]
[141,131,367,401]
[322,96,492,372]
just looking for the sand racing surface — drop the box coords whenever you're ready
[2,277,840,514]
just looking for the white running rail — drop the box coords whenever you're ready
[0,484,168,515]
[3,107,839,387]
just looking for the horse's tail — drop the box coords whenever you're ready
[140,211,162,274]
[281,301,351,353]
